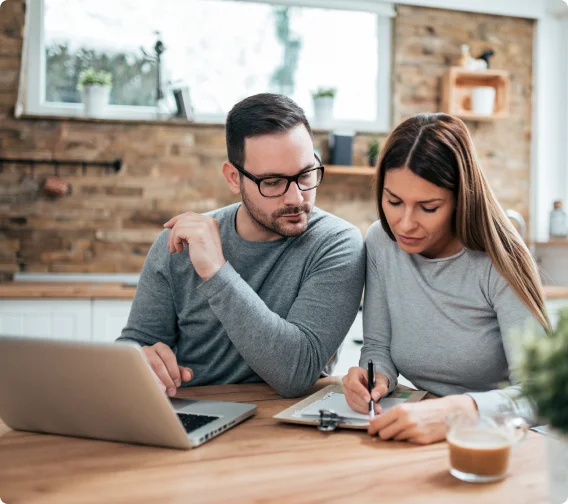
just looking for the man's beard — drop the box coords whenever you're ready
[240,184,312,238]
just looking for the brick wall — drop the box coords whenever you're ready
[394,5,534,222]
[0,0,534,278]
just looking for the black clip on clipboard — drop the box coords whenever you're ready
[273,384,428,431]
[317,409,346,432]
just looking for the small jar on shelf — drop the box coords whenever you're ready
[549,200,567,238]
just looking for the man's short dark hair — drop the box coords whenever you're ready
[226,93,313,167]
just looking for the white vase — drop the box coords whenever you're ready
[313,96,334,127]
[547,428,568,504]
[82,85,110,118]
[471,86,496,116]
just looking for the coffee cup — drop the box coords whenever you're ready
[446,412,528,483]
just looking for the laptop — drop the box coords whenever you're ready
[0,336,257,449]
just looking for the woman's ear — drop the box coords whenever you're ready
[221,162,241,195]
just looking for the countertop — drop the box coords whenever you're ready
[0,282,136,299]
[0,281,568,300]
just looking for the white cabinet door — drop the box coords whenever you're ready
[91,300,133,342]
[546,299,568,329]
[0,299,91,340]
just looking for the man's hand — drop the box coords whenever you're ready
[367,395,478,445]
[142,342,194,397]
[163,212,226,281]
[342,366,389,414]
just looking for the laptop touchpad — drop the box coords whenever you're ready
[169,398,200,412]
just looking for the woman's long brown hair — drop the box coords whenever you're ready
[375,113,550,332]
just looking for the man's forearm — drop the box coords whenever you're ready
[199,262,361,398]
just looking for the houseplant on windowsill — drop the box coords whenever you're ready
[77,69,113,118]
[367,138,380,167]
[312,87,336,127]
[518,309,568,504]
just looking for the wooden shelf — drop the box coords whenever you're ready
[441,67,510,121]
[531,239,568,247]
[543,285,568,300]
[451,111,509,122]
[325,165,375,176]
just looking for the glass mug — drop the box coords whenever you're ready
[446,413,528,483]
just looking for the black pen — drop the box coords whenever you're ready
[368,359,375,418]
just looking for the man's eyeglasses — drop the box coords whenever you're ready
[230,154,325,198]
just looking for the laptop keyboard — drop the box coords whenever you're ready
[177,413,219,433]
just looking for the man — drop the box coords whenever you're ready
[118,93,365,398]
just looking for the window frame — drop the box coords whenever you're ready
[25,0,394,131]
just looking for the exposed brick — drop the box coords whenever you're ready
[40,248,87,263]
[95,229,162,244]
[0,263,18,273]
[0,0,534,277]
[393,5,533,226]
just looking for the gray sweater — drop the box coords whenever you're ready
[360,221,538,418]
[118,203,365,398]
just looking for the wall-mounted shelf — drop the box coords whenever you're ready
[531,239,568,247]
[325,165,375,176]
[441,67,510,121]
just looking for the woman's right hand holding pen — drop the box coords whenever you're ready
[342,366,390,414]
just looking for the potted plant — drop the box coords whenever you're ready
[518,309,568,503]
[368,138,380,167]
[77,69,113,118]
[312,87,336,127]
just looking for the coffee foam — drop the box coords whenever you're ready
[447,428,512,449]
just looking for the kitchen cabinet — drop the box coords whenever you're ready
[91,300,133,342]
[534,241,568,286]
[546,299,568,328]
[0,299,132,342]
[0,300,91,340]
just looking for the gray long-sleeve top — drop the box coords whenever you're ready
[118,203,365,398]
[359,221,541,418]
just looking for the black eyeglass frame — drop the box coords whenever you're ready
[230,154,325,198]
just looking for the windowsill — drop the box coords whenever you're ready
[19,113,389,135]
[19,113,223,128]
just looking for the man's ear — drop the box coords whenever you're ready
[221,162,241,195]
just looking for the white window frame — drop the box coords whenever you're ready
[25,0,394,131]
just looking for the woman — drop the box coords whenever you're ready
[342,113,549,445]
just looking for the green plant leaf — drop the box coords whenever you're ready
[518,309,568,434]
[77,68,113,90]
[312,87,336,98]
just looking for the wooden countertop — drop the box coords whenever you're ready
[0,282,137,299]
[542,285,568,300]
[0,379,548,504]
[532,239,568,247]
[1,281,568,300]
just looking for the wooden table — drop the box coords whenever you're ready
[0,380,548,504]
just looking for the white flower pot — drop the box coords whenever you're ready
[82,85,111,118]
[313,96,334,127]
[471,86,496,116]
[547,428,568,504]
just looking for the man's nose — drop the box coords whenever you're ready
[282,180,304,206]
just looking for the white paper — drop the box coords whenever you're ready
[299,392,406,420]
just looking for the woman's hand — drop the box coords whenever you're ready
[342,366,390,414]
[367,395,478,445]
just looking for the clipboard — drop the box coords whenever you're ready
[274,384,427,431]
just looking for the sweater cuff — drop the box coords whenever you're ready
[197,261,240,299]
[386,374,398,394]
[465,391,512,417]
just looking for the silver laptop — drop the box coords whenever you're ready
[0,336,256,449]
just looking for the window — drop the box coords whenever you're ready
[25,0,394,130]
